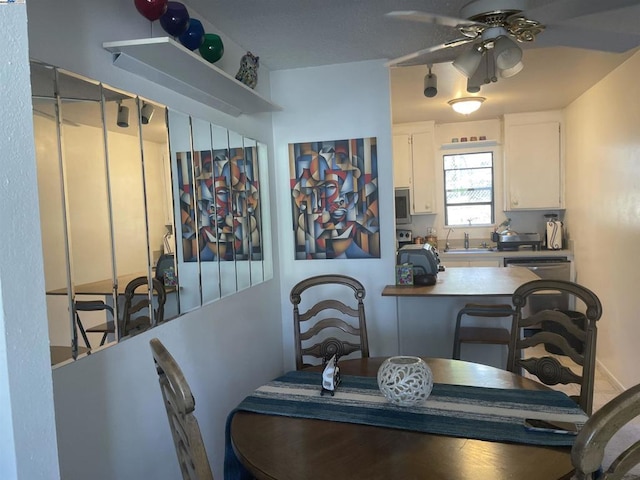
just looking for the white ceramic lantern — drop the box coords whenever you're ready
[377,356,433,407]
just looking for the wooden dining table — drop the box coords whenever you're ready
[229,357,578,480]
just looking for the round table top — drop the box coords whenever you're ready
[231,357,575,480]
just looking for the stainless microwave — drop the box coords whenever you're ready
[395,188,411,224]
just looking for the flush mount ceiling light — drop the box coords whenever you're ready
[448,97,485,115]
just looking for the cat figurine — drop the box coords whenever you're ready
[235,51,259,89]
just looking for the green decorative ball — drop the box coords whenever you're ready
[199,33,224,63]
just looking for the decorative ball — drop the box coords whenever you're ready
[199,33,224,63]
[178,18,205,50]
[134,0,168,21]
[377,356,433,407]
[159,1,190,37]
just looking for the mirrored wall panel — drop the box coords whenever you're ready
[31,61,272,367]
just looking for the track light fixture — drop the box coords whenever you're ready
[140,102,155,125]
[117,101,129,128]
[423,64,437,98]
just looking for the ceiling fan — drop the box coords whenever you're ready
[385,0,640,84]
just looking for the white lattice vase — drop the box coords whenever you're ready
[377,356,433,406]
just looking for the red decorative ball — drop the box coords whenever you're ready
[134,0,168,21]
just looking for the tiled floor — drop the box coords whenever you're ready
[526,345,640,478]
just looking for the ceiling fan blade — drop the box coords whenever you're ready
[385,10,482,29]
[525,0,640,25]
[384,37,474,68]
[534,25,640,53]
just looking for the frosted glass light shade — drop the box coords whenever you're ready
[452,46,483,78]
[500,60,524,78]
[448,97,485,115]
[493,35,523,70]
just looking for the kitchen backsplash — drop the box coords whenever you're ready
[406,210,566,247]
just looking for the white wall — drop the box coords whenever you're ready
[26,1,284,479]
[270,60,399,368]
[0,3,60,478]
[564,51,640,390]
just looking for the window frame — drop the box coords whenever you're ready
[442,150,496,227]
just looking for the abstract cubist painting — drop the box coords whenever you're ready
[176,146,262,262]
[289,137,380,260]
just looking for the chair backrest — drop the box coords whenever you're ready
[571,382,640,479]
[149,338,213,480]
[290,274,369,370]
[508,279,603,414]
[121,276,167,338]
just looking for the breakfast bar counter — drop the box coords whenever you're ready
[382,266,540,297]
[381,266,540,367]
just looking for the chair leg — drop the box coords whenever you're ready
[75,313,92,350]
[99,332,108,346]
[453,311,463,360]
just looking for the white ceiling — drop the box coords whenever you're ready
[188,0,640,123]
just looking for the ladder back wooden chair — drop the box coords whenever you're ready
[508,279,603,414]
[149,338,214,480]
[571,382,640,479]
[121,276,166,338]
[290,274,369,370]
[86,276,166,341]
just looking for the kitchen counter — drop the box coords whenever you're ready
[382,266,542,368]
[437,248,572,262]
[382,266,540,297]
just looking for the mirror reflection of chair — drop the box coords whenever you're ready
[508,279,603,414]
[571,382,640,479]
[149,338,214,480]
[79,300,115,347]
[86,276,166,343]
[290,274,369,370]
[121,276,166,339]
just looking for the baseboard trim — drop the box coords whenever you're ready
[596,358,626,392]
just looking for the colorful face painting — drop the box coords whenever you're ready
[289,138,380,259]
[177,151,197,261]
[178,146,263,263]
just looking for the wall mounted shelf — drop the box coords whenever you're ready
[440,139,499,150]
[103,37,282,117]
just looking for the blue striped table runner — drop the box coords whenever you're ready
[224,370,587,479]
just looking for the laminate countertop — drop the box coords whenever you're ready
[382,266,540,297]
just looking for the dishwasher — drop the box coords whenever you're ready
[503,256,573,313]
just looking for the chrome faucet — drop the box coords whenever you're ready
[445,228,454,251]
[464,232,470,249]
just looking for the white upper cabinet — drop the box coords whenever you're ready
[411,130,436,214]
[504,112,563,210]
[392,133,411,189]
[392,122,436,214]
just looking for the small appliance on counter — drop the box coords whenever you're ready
[544,214,563,250]
[497,232,542,251]
[396,229,413,248]
[397,243,442,286]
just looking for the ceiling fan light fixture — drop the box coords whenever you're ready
[466,78,481,94]
[452,45,483,78]
[493,35,523,70]
[499,60,524,78]
[448,97,485,115]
